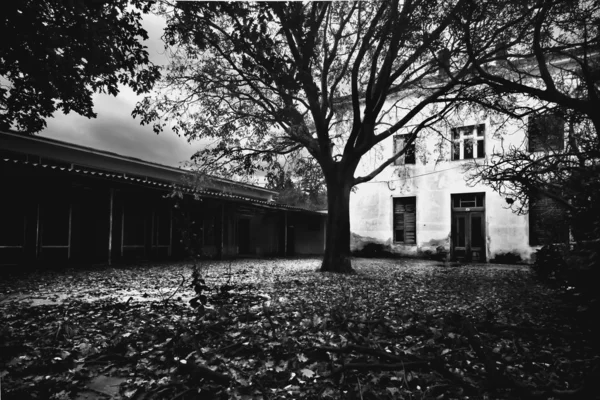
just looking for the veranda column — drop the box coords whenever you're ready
[284,210,288,257]
[35,203,40,259]
[67,203,72,260]
[168,208,173,257]
[218,203,225,259]
[108,188,114,265]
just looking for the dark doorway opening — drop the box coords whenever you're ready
[287,225,295,256]
[238,218,251,254]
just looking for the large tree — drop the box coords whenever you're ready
[0,0,161,133]
[135,0,488,272]
[459,0,600,242]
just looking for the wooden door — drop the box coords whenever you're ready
[452,211,485,262]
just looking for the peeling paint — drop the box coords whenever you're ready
[350,115,538,263]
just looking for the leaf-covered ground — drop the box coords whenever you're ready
[0,258,598,399]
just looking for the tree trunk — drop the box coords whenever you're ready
[321,179,354,273]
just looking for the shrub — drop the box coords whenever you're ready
[531,244,568,281]
[354,242,393,258]
[421,246,448,261]
[434,245,448,261]
[189,263,212,315]
[491,251,522,264]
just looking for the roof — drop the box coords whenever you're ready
[0,130,323,214]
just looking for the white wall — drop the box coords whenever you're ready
[350,112,538,262]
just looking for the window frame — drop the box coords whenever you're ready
[392,196,417,244]
[451,124,485,161]
[393,134,416,166]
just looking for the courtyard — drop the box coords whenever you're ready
[0,258,596,399]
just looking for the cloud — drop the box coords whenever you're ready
[40,13,202,168]
[41,87,200,167]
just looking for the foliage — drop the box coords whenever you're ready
[133,0,492,272]
[266,158,327,210]
[460,0,600,129]
[0,0,161,133]
[531,244,568,280]
[533,241,600,313]
[491,252,523,265]
[189,263,211,315]
[1,259,599,399]
[460,0,600,285]
[461,0,600,211]
[352,242,394,258]
[420,246,449,261]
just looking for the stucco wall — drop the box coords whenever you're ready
[350,114,538,262]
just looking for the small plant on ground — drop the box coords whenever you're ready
[189,263,212,315]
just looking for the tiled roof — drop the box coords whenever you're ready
[1,156,322,214]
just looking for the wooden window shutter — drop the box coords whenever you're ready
[393,197,416,244]
[404,202,416,244]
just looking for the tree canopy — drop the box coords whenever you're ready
[135,0,488,272]
[0,0,161,133]
[461,0,600,242]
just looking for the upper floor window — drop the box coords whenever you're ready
[451,124,485,160]
[528,113,565,152]
[393,134,416,165]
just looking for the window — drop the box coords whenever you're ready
[393,135,416,165]
[528,113,565,152]
[451,124,485,160]
[452,193,485,209]
[529,194,569,246]
[393,197,416,244]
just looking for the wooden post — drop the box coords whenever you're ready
[168,208,173,257]
[67,203,72,260]
[35,203,40,259]
[108,189,114,265]
[151,209,155,257]
[284,210,288,257]
[219,203,225,259]
[120,206,124,257]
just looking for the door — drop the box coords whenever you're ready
[452,211,485,262]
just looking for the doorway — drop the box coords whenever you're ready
[238,218,251,254]
[451,193,486,262]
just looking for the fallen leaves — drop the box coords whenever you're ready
[0,259,597,399]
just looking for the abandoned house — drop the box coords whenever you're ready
[349,106,569,263]
[0,130,326,266]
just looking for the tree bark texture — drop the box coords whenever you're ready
[321,178,354,273]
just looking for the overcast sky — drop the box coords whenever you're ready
[40,13,199,168]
